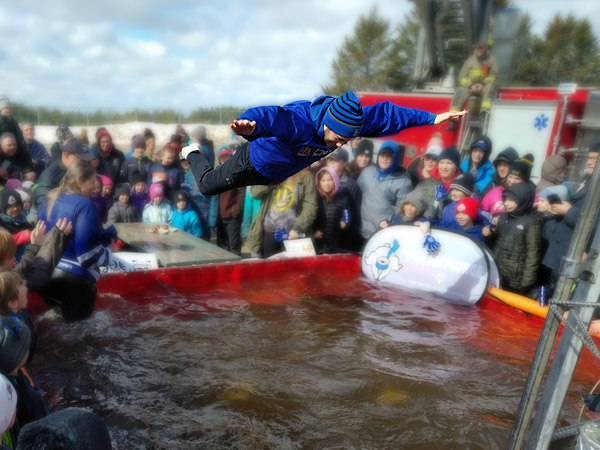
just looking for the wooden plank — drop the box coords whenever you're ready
[114,223,241,267]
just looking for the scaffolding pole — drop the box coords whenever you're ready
[508,157,600,450]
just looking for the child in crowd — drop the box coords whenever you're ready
[0,190,32,259]
[169,190,201,237]
[100,175,115,220]
[147,146,183,196]
[460,135,495,194]
[440,173,474,225]
[486,182,541,295]
[1,373,17,450]
[418,197,484,242]
[90,176,108,222]
[130,172,148,218]
[107,184,138,226]
[216,146,244,255]
[120,135,151,185]
[0,269,36,364]
[390,190,427,225]
[0,315,49,441]
[21,166,36,182]
[14,190,31,216]
[142,183,172,224]
[313,167,350,254]
[481,157,533,217]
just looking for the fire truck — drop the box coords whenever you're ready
[358,0,600,183]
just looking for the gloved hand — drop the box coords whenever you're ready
[423,234,441,253]
[274,228,289,242]
[478,210,494,227]
[435,184,448,202]
[180,143,201,161]
[342,209,351,225]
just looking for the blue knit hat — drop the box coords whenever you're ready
[439,145,461,167]
[323,91,363,138]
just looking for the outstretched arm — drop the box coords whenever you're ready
[434,110,467,125]
[361,102,466,136]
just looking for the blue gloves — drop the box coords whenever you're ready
[342,209,351,225]
[423,234,441,253]
[274,228,289,242]
[435,184,448,202]
[479,210,494,227]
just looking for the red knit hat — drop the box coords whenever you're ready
[456,197,479,221]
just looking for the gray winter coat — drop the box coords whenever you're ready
[357,165,412,239]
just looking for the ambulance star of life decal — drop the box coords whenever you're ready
[534,114,549,131]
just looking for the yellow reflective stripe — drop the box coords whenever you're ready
[481,100,492,110]
[484,76,496,84]
[460,78,472,87]
[468,69,483,77]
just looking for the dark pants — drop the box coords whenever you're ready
[262,231,283,259]
[42,269,97,322]
[188,142,271,196]
[217,217,242,256]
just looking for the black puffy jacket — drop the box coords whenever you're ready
[493,183,541,293]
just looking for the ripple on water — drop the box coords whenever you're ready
[27,276,597,449]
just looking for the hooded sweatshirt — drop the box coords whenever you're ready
[357,141,412,239]
[493,182,541,294]
[239,95,435,182]
[536,155,567,192]
[459,135,495,194]
[95,130,125,183]
[390,189,427,224]
[481,146,519,197]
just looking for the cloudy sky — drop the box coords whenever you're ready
[0,0,598,111]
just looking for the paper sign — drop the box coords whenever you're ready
[100,252,159,274]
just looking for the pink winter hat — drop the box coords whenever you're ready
[149,183,164,202]
[99,175,113,187]
[4,179,21,190]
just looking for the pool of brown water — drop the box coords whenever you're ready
[28,272,599,449]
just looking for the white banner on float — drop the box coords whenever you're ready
[100,252,159,274]
[361,225,492,305]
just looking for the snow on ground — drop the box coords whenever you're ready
[34,122,234,152]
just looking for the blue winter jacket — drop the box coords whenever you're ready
[38,194,113,281]
[169,203,202,237]
[239,96,436,181]
[429,218,484,242]
[147,162,183,192]
[459,158,495,194]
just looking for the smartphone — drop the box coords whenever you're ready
[547,194,562,205]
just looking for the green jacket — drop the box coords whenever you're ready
[246,170,317,254]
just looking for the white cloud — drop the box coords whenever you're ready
[0,0,597,111]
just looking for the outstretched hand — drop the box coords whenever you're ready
[30,221,47,246]
[55,217,73,236]
[231,119,256,136]
[434,110,467,125]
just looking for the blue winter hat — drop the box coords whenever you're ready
[539,184,570,202]
[470,135,492,154]
[323,91,363,138]
[439,145,461,167]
